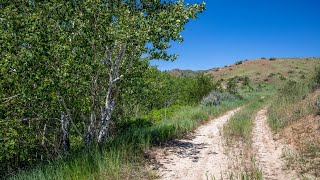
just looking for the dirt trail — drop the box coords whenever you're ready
[252,108,296,180]
[152,108,240,180]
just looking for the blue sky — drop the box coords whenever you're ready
[151,0,320,70]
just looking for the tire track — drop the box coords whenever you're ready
[153,108,241,180]
[252,108,297,180]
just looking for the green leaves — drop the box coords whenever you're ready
[0,0,205,176]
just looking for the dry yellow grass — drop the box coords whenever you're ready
[205,58,319,85]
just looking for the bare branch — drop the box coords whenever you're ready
[42,124,47,146]
[112,75,123,83]
[59,97,84,139]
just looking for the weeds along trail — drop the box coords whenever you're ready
[152,108,241,180]
[252,108,297,180]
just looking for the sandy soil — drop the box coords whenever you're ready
[252,108,297,180]
[151,108,241,180]
[150,107,301,180]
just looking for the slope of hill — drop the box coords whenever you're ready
[206,58,319,84]
[169,58,319,85]
[167,69,200,77]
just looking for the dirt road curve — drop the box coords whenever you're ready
[252,108,296,180]
[154,108,241,180]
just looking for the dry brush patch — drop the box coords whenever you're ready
[281,115,320,179]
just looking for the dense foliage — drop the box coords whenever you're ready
[0,0,207,176]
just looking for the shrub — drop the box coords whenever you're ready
[300,74,306,79]
[269,58,277,61]
[243,76,250,86]
[279,75,286,81]
[235,61,243,65]
[226,78,238,94]
[313,66,320,87]
[261,57,266,59]
[288,70,294,74]
[268,73,276,77]
[200,91,237,107]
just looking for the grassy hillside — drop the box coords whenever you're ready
[205,58,319,84]
[267,67,320,178]
[169,58,319,85]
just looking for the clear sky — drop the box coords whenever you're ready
[151,0,320,70]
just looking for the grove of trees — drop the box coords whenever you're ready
[0,0,208,176]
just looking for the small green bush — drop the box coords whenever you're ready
[269,58,277,61]
[200,91,237,107]
[226,78,238,94]
[313,66,320,87]
[288,70,294,74]
[268,73,276,77]
[279,75,286,81]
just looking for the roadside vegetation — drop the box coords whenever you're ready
[268,80,314,130]
[268,66,320,178]
[268,66,320,130]
[220,65,320,179]
[224,96,267,143]
[223,82,276,142]
[11,93,247,180]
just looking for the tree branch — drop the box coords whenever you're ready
[59,96,84,139]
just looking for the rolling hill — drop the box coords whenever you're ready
[169,58,320,85]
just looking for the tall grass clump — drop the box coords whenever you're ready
[223,97,266,142]
[312,66,320,89]
[268,67,320,131]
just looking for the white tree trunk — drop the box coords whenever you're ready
[86,76,98,145]
[61,112,70,153]
[97,42,126,144]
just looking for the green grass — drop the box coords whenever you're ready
[208,58,319,86]
[268,65,320,131]
[224,86,274,142]
[223,99,265,142]
[221,88,274,179]
[267,79,316,131]
[267,67,320,178]
[10,97,249,180]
